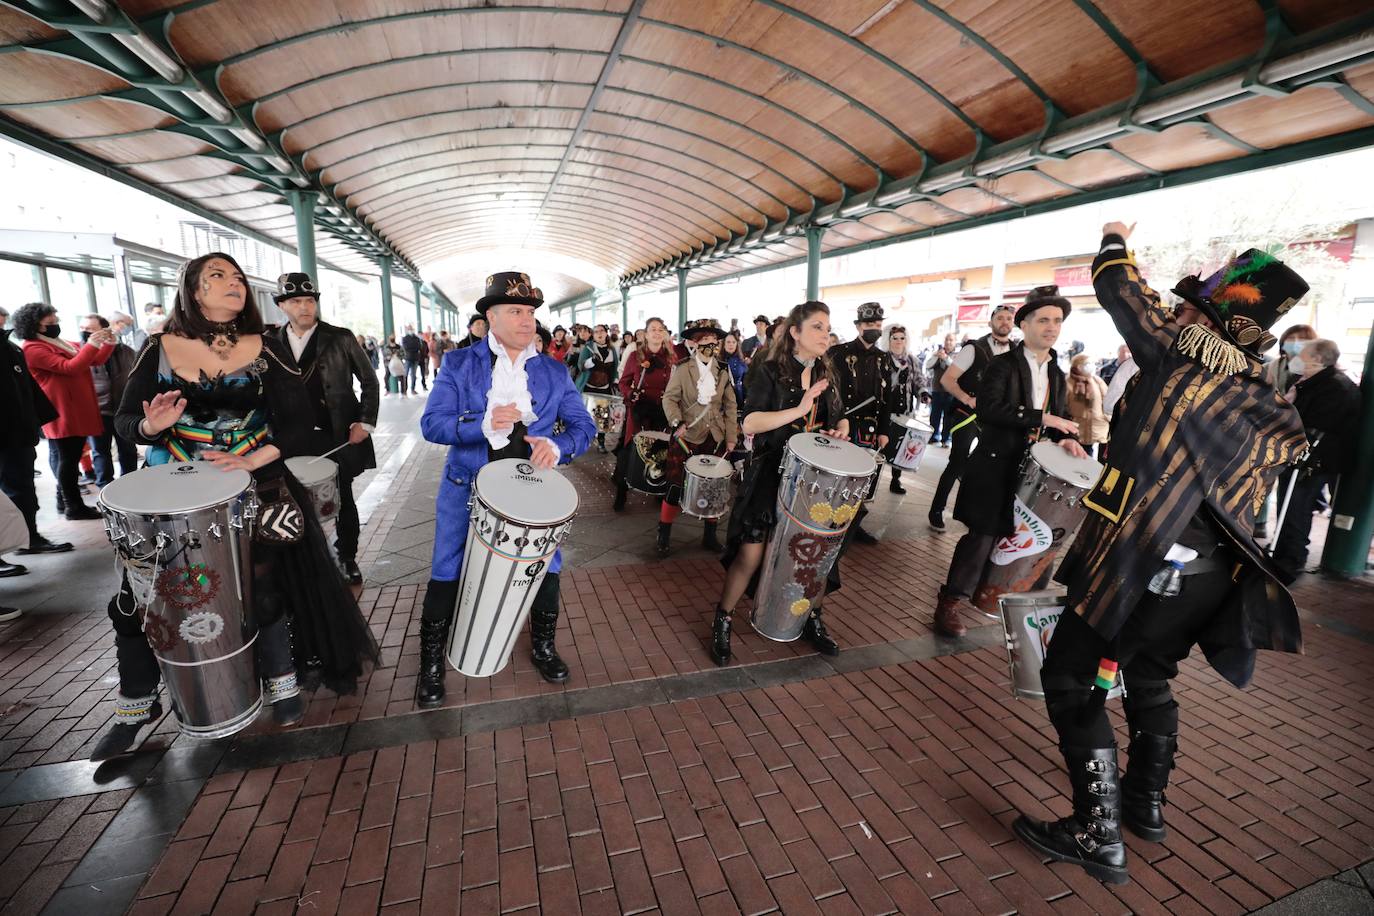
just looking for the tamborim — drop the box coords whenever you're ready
[448,459,579,677]
[98,463,261,738]
[752,434,876,642]
[682,454,732,519]
[625,431,670,495]
[973,441,1103,614]
[998,590,1122,701]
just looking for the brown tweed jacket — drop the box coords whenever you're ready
[1055,234,1307,687]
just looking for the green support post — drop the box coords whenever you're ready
[287,191,318,279]
[380,255,395,341]
[1321,329,1374,577]
[806,224,825,302]
[621,287,629,332]
[677,267,688,331]
[412,279,424,331]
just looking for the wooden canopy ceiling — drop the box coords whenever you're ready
[1,0,1372,307]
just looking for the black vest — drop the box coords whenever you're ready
[295,331,333,435]
[961,334,1004,403]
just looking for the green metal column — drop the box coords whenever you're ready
[805,224,825,302]
[287,191,318,279]
[676,267,688,330]
[1321,329,1374,577]
[411,279,424,331]
[379,255,395,341]
[621,287,629,331]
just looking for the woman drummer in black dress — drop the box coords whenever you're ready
[612,317,676,511]
[710,302,849,666]
[90,253,378,760]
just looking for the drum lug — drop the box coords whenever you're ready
[1051,491,1064,502]
[208,522,224,541]
[154,532,172,553]
[181,531,201,550]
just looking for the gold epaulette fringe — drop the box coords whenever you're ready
[1175,323,1248,376]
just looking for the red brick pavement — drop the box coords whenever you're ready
[121,609,1374,914]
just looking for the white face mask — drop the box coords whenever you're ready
[1287,355,1306,376]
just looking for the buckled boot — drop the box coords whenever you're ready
[1121,730,1177,842]
[802,607,839,657]
[700,520,721,552]
[1013,746,1128,885]
[90,633,163,761]
[656,522,672,557]
[933,587,968,638]
[529,600,570,684]
[416,617,449,708]
[257,617,303,727]
[710,606,732,666]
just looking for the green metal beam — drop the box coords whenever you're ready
[805,224,825,302]
[287,189,317,278]
[676,267,688,330]
[379,254,395,342]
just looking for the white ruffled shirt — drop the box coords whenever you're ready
[694,356,718,406]
[482,337,555,459]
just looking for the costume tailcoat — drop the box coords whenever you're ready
[1054,234,1307,686]
[421,336,595,581]
[826,339,898,448]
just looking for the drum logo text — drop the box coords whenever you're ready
[990,497,1054,566]
[1023,607,1063,662]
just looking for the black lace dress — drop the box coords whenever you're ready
[117,335,379,693]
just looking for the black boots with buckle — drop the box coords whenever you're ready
[416,617,449,708]
[802,607,839,656]
[1013,746,1129,885]
[529,602,570,684]
[710,605,731,666]
[1121,730,1177,842]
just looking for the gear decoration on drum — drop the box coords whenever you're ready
[179,611,225,646]
[142,610,179,652]
[832,502,859,527]
[808,503,834,525]
[788,532,828,566]
[155,563,220,611]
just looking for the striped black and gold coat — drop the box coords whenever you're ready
[1054,233,1307,687]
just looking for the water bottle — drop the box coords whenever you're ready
[1147,559,1185,597]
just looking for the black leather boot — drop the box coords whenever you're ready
[1121,731,1177,842]
[529,599,570,684]
[802,607,839,657]
[416,617,449,708]
[656,522,672,557]
[710,606,731,666]
[613,483,628,512]
[700,520,721,552]
[889,469,906,495]
[1013,746,1128,885]
[90,633,163,761]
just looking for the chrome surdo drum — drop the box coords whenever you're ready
[583,392,625,438]
[448,459,579,678]
[682,455,732,519]
[752,434,876,642]
[973,441,1103,615]
[625,430,670,495]
[998,590,1122,701]
[98,463,261,738]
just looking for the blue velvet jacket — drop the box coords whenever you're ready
[421,335,595,580]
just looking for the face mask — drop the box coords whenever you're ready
[41,324,61,339]
[1282,340,1305,357]
[1287,356,1306,376]
[79,330,92,342]
[861,328,882,345]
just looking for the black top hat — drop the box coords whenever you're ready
[683,325,727,343]
[1015,285,1071,325]
[855,301,884,323]
[467,313,484,329]
[476,271,544,315]
[274,272,319,303]
[1171,249,1308,353]
[752,314,769,325]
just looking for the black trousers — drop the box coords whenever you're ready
[1271,470,1332,582]
[334,466,361,562]
[89,414,139,486]
[943,532,997,598]
[421,572,561,625]
[1040,567,1235,747]
[46,436,87,506]
[931,415,976,514]
[0,442,40,538]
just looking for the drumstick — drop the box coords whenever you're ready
[842,396,875,417]
[308,441,350,463]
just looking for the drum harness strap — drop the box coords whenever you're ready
[164,409,270,461]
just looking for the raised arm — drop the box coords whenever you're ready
[1091,222,1176,371]
[23,339,111,376]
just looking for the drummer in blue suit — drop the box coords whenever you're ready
[415,272,596,708]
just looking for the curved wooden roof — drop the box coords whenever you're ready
[1,1,1372,306]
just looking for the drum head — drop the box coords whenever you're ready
[786,433,876,477]
[474,459,579,525]
[635,431,670,444]
[1029,441,1102,489]
[100,463,251,514]
[687,455,732,479]
[285,456,337,486]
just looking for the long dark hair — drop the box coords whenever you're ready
[163,252,265,339]
[764,301,834,382]
[637,317,677,365]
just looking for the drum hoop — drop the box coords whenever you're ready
[471,490,578,531]
[155,630,258,667]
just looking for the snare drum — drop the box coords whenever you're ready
[448,459,579,677]
[973,441,1103,614]
[890,415,930,472]
[752,434,876,642]
[98,464,261,738]
[583,393,624,438]
[998,590,1122,701]
[625,431,670,495]
[682,455,732,519]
